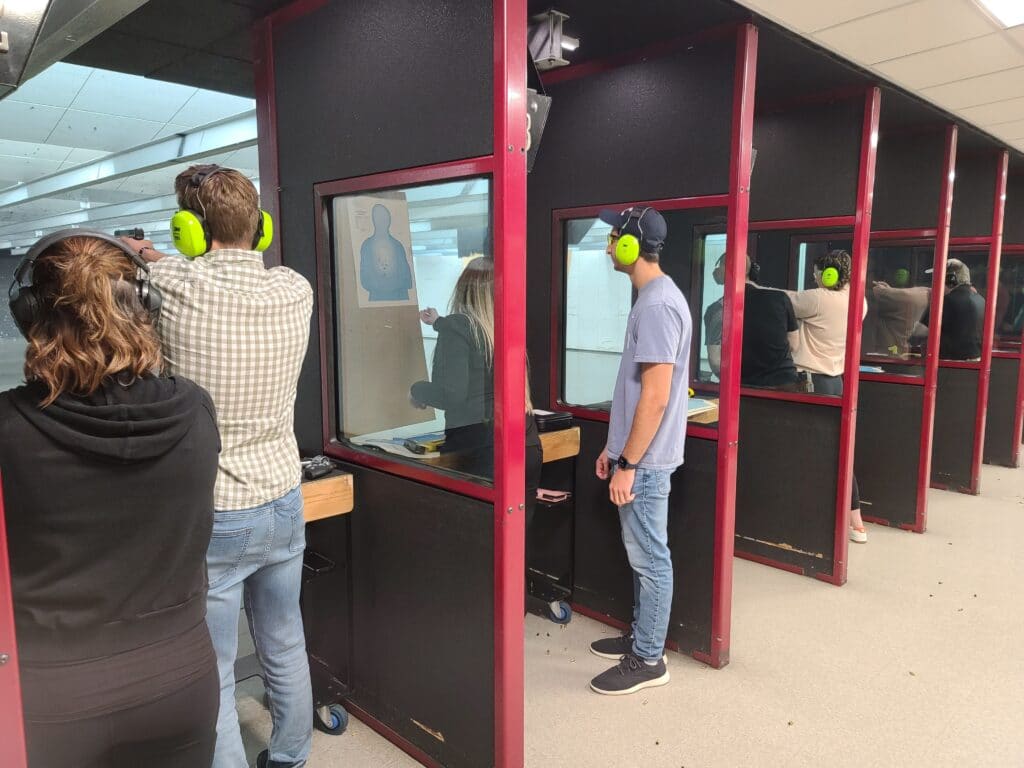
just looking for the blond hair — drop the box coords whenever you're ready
[23,237,162,406]
[449,255,534,412]
[175,165,260,247]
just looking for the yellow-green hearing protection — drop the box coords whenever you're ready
[820,266,839,288]
[170,164,273,259]
[613,207,649,266]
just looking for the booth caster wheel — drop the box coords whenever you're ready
[547,600,572,625]
[314,703,349,735]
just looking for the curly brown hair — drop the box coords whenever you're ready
[23,236,163,406]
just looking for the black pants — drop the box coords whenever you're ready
[25,664,219,768]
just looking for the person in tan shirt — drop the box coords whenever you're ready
[784,250,869,543]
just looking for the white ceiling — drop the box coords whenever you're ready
[0,62,258,250]
[736,0,1024,153]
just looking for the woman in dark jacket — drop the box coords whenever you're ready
[411,256,543,494]
[0,232,221,767]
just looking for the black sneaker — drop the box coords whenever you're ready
[590,652,670,696]
[255,750,299,768]
[589,633,635,660]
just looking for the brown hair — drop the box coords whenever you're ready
[23,237,163,406]
[175,165,260,247]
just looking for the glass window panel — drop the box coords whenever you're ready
[994,254,1024,352]
[858,243,933,379]
[696,233,728,384]
[563,217,628,409]
[328,177,494,483]
[1,252,26,394]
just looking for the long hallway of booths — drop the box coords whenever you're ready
[232,464,1024,767]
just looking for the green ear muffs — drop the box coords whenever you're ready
[170,209,210,259]
[253,209,273,251]
[820,266,840,288]
[614,233,641,266]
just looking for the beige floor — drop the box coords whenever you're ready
[237,462,1024,767]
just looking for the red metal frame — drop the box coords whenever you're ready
[0,476,26,768]
[871,228,939,241]
[540,23,740,87]
[949,236,993,247]
[311,156,498,505]
[548,192,730,425]
[830,86,881,587]
[748,215,856,230]
[708,22,758,667]
[344,701,444,768]
[492,2,528,764]
[738,386,842,406]
[913,124,957,532]
[969,151,1010,493]
[1009,245,1024,466]
[860,372,927,386]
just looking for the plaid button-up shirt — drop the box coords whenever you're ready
[150,249,314,511]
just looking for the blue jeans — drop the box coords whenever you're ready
[616,467,674,662]
[206,486,313,768]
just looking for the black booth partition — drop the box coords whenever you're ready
[732,87,880,585]
[852,123,957,533]
[931,148,1009,495]
[533,20,758,669]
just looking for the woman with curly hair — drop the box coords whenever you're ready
[1,230,221,767]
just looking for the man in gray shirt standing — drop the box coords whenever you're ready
[589,206,692,696]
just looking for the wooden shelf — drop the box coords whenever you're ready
[302,472,354,522]
[540,427,581,463]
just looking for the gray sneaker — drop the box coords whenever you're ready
[589,633,635,660]
[590,652,670,696]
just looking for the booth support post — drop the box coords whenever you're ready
[1010,244,1024,465]
[712,22,758,668]
[252,14,282,268]
[970,150,1009,494]
[0,476,27,768]
[915,124,958,532]
[826,86,880,586]
[492,0,528,765]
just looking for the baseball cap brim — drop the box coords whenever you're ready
[598,209,628,229]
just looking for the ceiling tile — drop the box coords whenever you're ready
[1010,26,1024,47]
[875,33,1024,88]
[957,96,1024,125]
[62,148,111,165]
[0,156,65,185]
[0,101,66,143]
[738,0,911,33]
[9,63,92,109]
[989,118,1024,138]
[48,110,166,152]
[223,145,260,170]
[922,66,1024,109]
[150,124,192,141]
[0,139,72,162]
[70,69,197,123]
[168,90,255,127]
[815,0,995,64]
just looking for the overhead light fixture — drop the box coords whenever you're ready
[529,9,579,71]
[974,0,1024,28]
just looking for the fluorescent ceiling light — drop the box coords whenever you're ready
[561,36,579,52]
[975,0,1024,27]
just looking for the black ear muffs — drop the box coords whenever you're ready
[8,229,163,338]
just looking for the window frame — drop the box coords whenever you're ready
[313,156,497,501]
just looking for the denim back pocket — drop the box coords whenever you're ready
[280,488,307,555]
[207,525,254,590]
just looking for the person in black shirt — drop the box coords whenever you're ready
[920,259,986,360]
[1,232,220,767]
[739,257,801,389]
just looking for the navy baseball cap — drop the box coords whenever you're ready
[598,206,668,253]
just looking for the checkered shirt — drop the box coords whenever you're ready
[150,249,314,511]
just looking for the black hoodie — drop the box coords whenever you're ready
[0,375,220,666]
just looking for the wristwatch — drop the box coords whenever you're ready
[616,455,638,471]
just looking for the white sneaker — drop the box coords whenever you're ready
[849,526,867,543]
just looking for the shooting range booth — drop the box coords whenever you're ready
[256,1,761,766]
[929,141,1009,495]
[983,166,1024,469]
[724,30,879,586]
[851,106,958,534]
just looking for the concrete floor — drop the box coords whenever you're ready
[236,462,1024,767]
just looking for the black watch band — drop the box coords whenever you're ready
[616,455,638,470]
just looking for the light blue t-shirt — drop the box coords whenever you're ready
[607,275,692,470]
